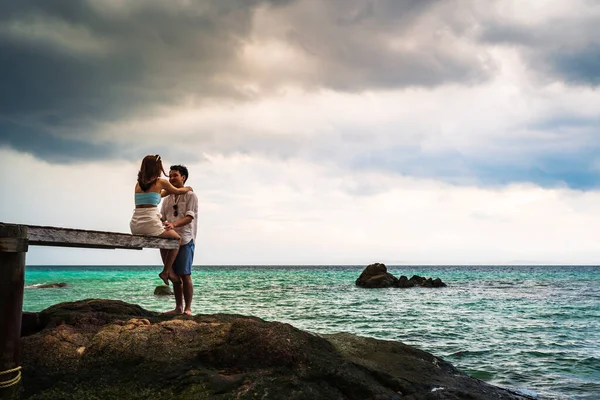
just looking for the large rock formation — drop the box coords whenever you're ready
[356,264,447,289]
[355,263,399,288]
[17,299,532,399]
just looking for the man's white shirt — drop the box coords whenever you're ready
[160,191,198,245]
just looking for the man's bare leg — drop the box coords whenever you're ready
[182,274,194,315]
[163,280,184,315]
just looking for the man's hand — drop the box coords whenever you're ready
[163,216,193,231]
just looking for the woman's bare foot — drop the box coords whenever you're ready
[183,309,192,316]
[169,272,182,284]
[158,271,169,286]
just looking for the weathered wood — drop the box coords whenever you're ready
[0,224,26,398]
[0,238,28,253]
[26,225,179,250]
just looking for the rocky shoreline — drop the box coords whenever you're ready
[17,299,535,399]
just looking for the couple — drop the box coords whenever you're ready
[129,154,198,316]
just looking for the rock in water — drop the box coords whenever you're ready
[409,275,447,288]
[355,262,398,288]
[31,282,68,288]
[356,264,447,289]
[20,299,532,399]
[154,285,174,296]
[396,275,415,288]
[432,278,447,288]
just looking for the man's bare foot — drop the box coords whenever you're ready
[183,309,192,316]
[158,271,169,286]
[162,309,183,315]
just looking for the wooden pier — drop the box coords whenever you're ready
[0,222,178,399]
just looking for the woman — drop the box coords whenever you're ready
[130,154,193,285]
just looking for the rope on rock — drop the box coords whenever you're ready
[0,366,22,389]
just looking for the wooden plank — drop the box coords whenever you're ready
[25,225,179,250]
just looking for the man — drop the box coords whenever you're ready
[160,165,198,315]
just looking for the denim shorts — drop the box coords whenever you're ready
[173,239,194,276]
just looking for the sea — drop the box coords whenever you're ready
[23,265,600,400]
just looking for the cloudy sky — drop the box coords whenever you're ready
[1,0,600,265]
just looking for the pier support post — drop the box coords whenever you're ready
[0,224,27,399]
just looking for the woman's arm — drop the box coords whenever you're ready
[158,178,192,195]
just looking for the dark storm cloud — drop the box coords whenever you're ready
[0,119,115,163]
[0,0,493,162]
[269,0,489,90]
[0,0,292,161]
[480,15,600,86]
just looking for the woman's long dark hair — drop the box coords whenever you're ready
[137,154,166,191]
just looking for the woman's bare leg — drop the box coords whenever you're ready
[159,249,168,273]
[158,230,181,285]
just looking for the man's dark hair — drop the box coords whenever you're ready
[170,165,189,183]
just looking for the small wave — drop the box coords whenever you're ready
[463,369,494,380]
[504,387,539,399]
[25,284,43,289]
[576,357,600,369]
[447,349,492,358]
[486,281,517,287]
[520,350,572,358]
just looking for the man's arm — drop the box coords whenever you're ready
[174,192,197,228]
[186,192,199,219]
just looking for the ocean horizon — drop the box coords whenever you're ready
[23,264,600,400]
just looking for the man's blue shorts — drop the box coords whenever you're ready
[173,239,194,276]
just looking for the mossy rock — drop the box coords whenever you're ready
[20,299,531,400]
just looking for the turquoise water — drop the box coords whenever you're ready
[23,265,600,400]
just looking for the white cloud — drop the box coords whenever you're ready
[2,148,600,265]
